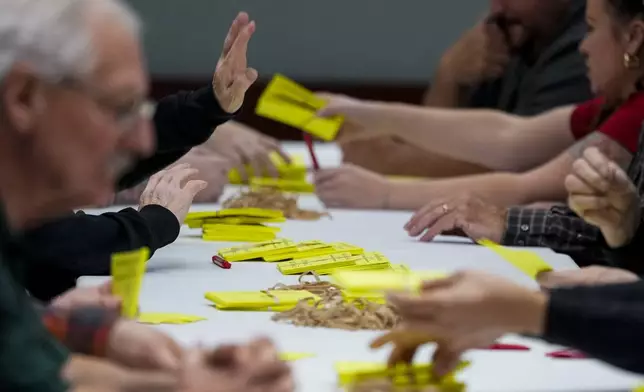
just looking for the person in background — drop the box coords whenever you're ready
[315,0,644,273]
[0,0,292,390]
[340,0,591,178]
[20,9,264,302]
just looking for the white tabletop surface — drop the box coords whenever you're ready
[79,142,644,392]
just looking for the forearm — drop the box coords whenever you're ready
[64,355,178,392]
[385,173,529,210]
[422,67,471,108]
[353,101,520,169]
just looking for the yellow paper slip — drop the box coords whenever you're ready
[262,241,330,262]
[186,208,284,221]
[250,177,315,193]
[389,264,410,272]
[138,313,206,325]
[188,217,286,228]
[336,361,470,387]
[277,253,357,275]
[341,290,386,304]
[279,352,316,362]
[264,242,363,262]
[633,386,644,392]
[478,239,553,279]
[111,247,149,318]
[219,240,297,262]
[203,224,281,234]
[205,290,319,311]
[203,233,278,243]
[228,152,307,184]
[332,270,449,293]
[316,252,392,275]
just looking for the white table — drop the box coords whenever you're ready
[80,143,644,392]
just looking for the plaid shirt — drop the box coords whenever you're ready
[501,126,644,268]
[37,303,119,357]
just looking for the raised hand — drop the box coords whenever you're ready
[213,12,258,113]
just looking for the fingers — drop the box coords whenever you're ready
[183,180,208,198]
[571,155,610,194]
[418,213,458,242]
[227,21,255,63]
[431,344,464,378]
[222,12,250,57]
[228,67,258,102]
[568,194,609,212]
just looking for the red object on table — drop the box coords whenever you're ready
[546,349,587,359]
[486,343,531,351]
[212,255,231,269]
[303,134,320,170]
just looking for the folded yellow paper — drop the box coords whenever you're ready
[111,247,149,318]
[250,177,315,193]
[277,253,357,275]
[138,313,206,325]
[203,232,278,243]
[219,239,297,261]
[331,270,449,293]
[255,74,343,141]
[264,242,363,262]
[478,239,553,279]
[316,252,392,275]
[228,152,307,184]
[205,290,319,311]
[335,361,470,387]
[186,208,284,221]
[279,352,316,362]
[203,223,281,234]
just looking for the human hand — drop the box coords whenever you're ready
[566,147,640,248]
[178,337,294,392]
[537,266,639,289]
[51,281,120,312]
[213,12,258,113]
[316,93,383,144]
[107,319,183,371]
[314,164,390,209]
[405,195,508,242]
[176,149,231,203]
[139,163,207,224]
[438,17,510,86]
[204,121,290,180]
[374,271,546,376]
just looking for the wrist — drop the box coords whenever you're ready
[515,290,548,336]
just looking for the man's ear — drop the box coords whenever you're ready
[1,64,47,134]
[625,19,644,58]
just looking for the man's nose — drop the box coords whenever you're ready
[119,118,156,159]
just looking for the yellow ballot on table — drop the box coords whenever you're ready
[138,313,206,325]
[111,247,149,318]
[331,270,449,293]
[277,253,358,275]
[204,290,319,311]
[478,239,553,279]
[316,252,392,275]
[255,74,344,141]
[187,208,284,221]
[633,386,644,392]
[250,177,315,193]
[202,233,278,242]
[263,241,363,262]
[219,239,297,261]
[203,223,281,235]
[279,352,316,362]
[335,361,470,388]
[228,152,307,184]
[341,290,386,304]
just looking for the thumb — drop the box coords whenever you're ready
[184,180,208,198]
[420,272,460,292]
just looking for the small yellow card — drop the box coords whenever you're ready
[250,177,315,193]
[341,290,386,304]
[277,253,357,275]
[316,252,391,275]
[263,241,363,262]
[203,223,281,234]
[138,312,206,325]
[279,352,316,362]
[255,74,344,141]
[228,152,307,184]
[203,233,278,243]
[335,361,470,387]
[204,290,318,311]
[219,240,296,261]
[111,247,149,318]
[186,208,284,222]
[478,239,553,279]
[331,270,449,293]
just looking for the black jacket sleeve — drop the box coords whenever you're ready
[543,282,644,374]
[22,85,235,301]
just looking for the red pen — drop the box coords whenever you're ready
[546,349,587,359]
[212,255,231,269]
[303,134,320,170]
[485,343,531,351]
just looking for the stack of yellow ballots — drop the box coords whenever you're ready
[204,290,320,312]
[331,269,450,304]
[228,152,314,193]
[255,74,344,141]
[276,252,396,276]
[217,239,362,262]
[335,361,470,390]
[185,208,285,242]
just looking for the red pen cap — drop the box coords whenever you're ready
[212,255,231,269]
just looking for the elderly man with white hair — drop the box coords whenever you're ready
[0,0,293,391]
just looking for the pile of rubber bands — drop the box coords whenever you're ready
[222,187,328,220]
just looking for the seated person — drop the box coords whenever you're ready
[314,0,644,270]
[341,0,591,178]
[20,9,259,302]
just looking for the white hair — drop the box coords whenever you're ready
[0,0,141,83]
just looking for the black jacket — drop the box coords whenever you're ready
[22,85,235,301]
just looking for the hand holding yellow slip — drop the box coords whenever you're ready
[478,239,553,279]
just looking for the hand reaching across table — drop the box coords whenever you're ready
[537,266,639,289]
